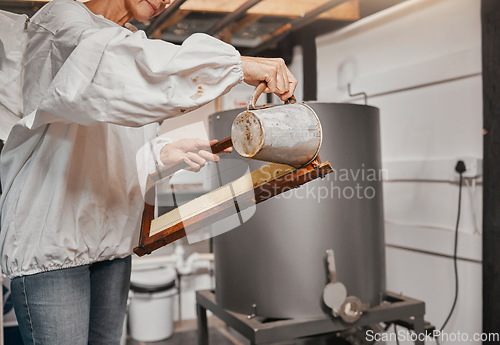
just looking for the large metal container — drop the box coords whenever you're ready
[209,103,386,319]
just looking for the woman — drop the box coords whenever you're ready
[0,0,297,344]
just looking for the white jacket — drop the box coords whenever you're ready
[0,10,28,139]
[0,0,243,278]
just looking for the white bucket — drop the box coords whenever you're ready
[128,265,177,342]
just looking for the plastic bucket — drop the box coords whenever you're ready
[128,266,177,342]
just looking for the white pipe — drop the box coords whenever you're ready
[197,253,215,262]
[177,252,214,275]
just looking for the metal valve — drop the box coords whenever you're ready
[322,249,369,323]
[322,249,347,317]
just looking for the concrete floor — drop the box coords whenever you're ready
[125,317,356,345]
[126,328,238,345]
[126,317,245,345]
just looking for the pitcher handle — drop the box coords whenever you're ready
[248,82,297,110]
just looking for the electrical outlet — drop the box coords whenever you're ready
[456,157,482,179]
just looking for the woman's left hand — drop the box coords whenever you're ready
[159,139,231,172]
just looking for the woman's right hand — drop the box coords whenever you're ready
[241,56,298,101]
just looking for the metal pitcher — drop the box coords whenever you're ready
[231,83,323,167]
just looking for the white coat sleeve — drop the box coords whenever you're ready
[151,136,173,168]
[35,23,243,127]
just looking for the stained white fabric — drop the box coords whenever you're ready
[0,0,243,278]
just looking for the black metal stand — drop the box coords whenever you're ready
[196,290,427,345]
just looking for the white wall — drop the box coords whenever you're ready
[316,0,482,343]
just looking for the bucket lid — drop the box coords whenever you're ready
[130,266,177,293]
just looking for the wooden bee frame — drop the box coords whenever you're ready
[134,138,332,256]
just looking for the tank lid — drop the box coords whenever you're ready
[130,266,177,293]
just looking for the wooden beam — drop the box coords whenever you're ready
[219,27,232,43]
[156,9,191,33]
[7,0,359,21]
[180,0,250,13]
[146,0,188,36]
[319,0,359,21]
[259,23,292,43]
[250,0,350,55]
[229,14,263,35]
[206,0,263,35]
[249,0,358,20]
[181,0,359,21]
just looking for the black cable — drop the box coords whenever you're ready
[439,161,465,332]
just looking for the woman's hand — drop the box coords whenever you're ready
[241,56,298,101]
[160,139,231,172]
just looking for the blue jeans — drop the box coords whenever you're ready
[10,256,131,345]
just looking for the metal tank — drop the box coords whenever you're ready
[209,103,386,319]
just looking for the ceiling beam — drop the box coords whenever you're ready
[153,9,191,38]
[0,0,358,24]
[320,0,359,21]
[145,0,188,37]
[0,0,358,21]
[228,14,263,36]
[180,0,359,20]
[206,0,263,36]
[249,0,351,55]
[248,0,358,20]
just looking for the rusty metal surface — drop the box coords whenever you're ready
[231,111,263,158]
